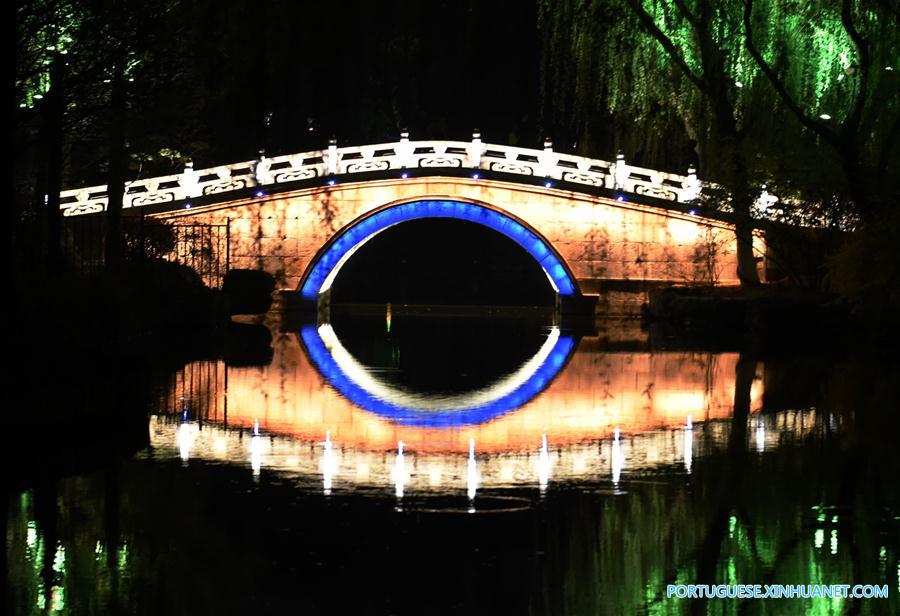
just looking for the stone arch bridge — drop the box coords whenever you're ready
[59,134,767,313]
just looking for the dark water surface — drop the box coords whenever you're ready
[6,314,900,615]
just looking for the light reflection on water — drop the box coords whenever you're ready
[7,315,900,615]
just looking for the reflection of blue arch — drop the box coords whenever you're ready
[299,199,578,300]
[299,324,576,427]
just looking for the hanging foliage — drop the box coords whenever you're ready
[16,1,82,109]
[540,0,899,208]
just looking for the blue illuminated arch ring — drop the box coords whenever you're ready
[298,198,580,300]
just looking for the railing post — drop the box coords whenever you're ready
[396,129,413,169]
[225,218,231,275]
[754,184,777,217]
[326,138,338,176]
[538,137,554,178]
[614,150,629,191]
[181,160,200,198]
[682,164,700,203]
[467,129,484,169]
[254,149,271,186]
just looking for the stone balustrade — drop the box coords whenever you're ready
[58,133,723,217]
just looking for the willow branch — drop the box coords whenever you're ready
[741,0,841,148]
[672,0,700,28]
[623,0,707,94]
[841,0,870,136]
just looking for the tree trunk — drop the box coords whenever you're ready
[733,197,761,286]
[713,110,761,286]
[44,54,66,275]
[689,353,756,615]
[841,146,871,220]
[104,60,127,271]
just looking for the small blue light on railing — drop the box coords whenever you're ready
[544,181,553,188]
[327,179,336,186]
[688,209,697,215]
[184,202,192,209]
[616,195,624,202]
[255,190,265,198]
[401,172,409,179]
[472,173,480,180]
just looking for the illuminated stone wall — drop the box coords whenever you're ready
[154,176,765,301]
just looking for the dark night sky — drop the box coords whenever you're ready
[193,0,542,165]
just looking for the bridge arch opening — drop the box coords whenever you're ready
[329,218,557,305]
[298,198,580,304]
[299,322,576,427]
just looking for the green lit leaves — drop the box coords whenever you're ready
[16,0,83,109]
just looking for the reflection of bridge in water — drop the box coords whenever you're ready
[148,321,810,495]
[298,323,577,427]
